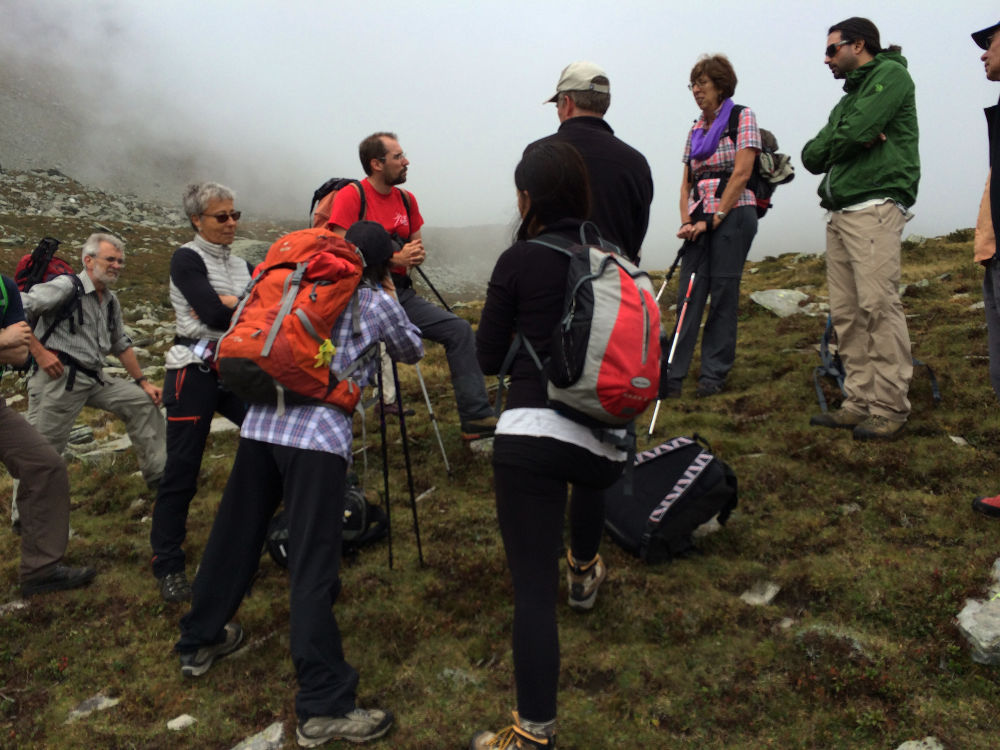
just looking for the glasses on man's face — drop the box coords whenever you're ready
[99,256,125,267]
[378,152,407,163]
[825,39,852,58]
[203,211,241,223]
[687,79,711,91]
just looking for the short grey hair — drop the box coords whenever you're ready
[81,233,125,264]
[183,182,235,223]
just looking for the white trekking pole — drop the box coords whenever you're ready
[414,362,451,474]
[648,268,698,438]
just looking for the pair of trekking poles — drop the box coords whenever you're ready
[362,266,455,569]
[647,238,707,437]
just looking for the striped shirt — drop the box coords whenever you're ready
[241,285,423,459]
[22,270,131,371]
[683,105,762,215]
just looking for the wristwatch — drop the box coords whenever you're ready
[716,211,727,222]
[134,376,148,386]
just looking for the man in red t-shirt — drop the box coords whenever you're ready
[328,132,495,439]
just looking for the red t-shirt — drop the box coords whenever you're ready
[327,178,424,240]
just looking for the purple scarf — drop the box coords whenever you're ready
[688,98,734,161]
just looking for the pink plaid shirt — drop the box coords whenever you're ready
[683,105,762,215]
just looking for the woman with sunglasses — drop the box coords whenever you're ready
[664,54,761,399]
[471,141,629,749]
[149,182,253,602]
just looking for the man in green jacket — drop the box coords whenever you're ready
[802,17,919,442]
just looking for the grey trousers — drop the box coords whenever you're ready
[0,400,71,580]
[397,287,492,422]
[984,256,1000,401]
[26,367,166,481]
[666,206,758,389]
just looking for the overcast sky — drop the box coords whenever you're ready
[3,0,1000,269]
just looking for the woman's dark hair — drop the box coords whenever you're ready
[829,17,900,55]
[690,54,738,101]
[513,141,590,241]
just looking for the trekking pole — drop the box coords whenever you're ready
[648,269,699,438]
[414,267,453,313]
[376,358,394,569]
[391,360,425,566]
[655,245,686,303]
[414,362,451,474]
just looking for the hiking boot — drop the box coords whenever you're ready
[695,381,724,398]
[660,382,682,399]
[375,401,415,419]
[178,623,243,678]
[566,552,606,612]
[973,494,1000,518]
[462,415,498,440]
[852,415,905,442]
[809,408,866,430]
[470,712,556,749]
[159,571,192,603]
[296,708,394,746]
[21,564,96,598]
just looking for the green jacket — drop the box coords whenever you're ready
[801,51,919,210]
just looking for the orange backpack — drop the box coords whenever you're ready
[217,227,368,412]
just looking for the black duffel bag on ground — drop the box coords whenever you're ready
[604,435,737,563]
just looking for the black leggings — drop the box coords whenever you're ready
[492,434,624,723]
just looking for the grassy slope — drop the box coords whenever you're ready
[2,207,1000,748]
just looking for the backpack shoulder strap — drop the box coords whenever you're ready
[39,274,86,345]
[0,277,8,317]
[727,104,745,142]
[353,180,366,222]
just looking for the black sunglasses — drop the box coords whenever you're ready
[203,211,241,223]
[825,39,852,58]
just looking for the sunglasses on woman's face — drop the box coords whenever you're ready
[203,211,241,223]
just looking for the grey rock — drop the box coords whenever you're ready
[740,581,780,606]
[229,721,284,750]
[64,692,120,723]
[0,600,28,616]
[439,667,482,688]
[957,597,1000,664]
[749,289,808,318]
[895,738,944,750]
[167,714,197,731]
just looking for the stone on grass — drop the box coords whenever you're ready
[895,738,944,750]
[467,437,493,456]
[740,581,780,606]
[0,600,27,616]
[64,692,120,723]
[749,289,808,318]
[167,714,197,731]
[229,721,284,750]
[956,597,1000,664]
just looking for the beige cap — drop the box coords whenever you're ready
[546,61,610,103]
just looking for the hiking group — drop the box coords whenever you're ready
[4,14,1000,748]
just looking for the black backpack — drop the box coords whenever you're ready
[265,480,389,567]
[604,435,738,563]
[712,105,795,219]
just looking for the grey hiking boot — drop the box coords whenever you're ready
[20,564,96,598]
[852,415,906,442]
[159,571,192,603]
[296,708,394,746]
[566,552,606,612]
[178,623,243,677]
[809,407,866,430]
[470,712,556,749]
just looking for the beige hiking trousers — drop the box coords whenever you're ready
[825,202,912,422]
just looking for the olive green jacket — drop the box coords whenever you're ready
[801,51,919,210]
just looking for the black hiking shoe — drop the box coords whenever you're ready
[696,381,724,398]
[178,623,243,677]
[159,571,192,603]
[21,564,96,598]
